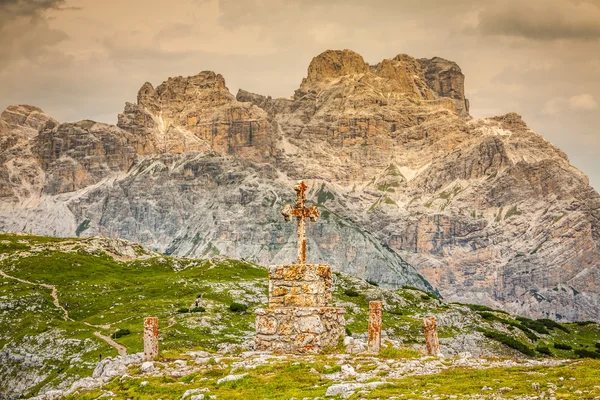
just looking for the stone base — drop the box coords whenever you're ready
[255,307,345,354]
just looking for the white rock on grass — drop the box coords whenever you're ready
[181,388,209,399]
[216,373,248,384]
[140,361,155,373]
[325,382,385,399]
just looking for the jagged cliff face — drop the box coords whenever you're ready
[1,49,599,321]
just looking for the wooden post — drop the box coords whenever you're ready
[368,301,383,353]
[423,316,440,356]
[143,317,159,361]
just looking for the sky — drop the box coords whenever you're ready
[0,0,599,190]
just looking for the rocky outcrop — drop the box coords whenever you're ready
[419,57,470,116]
[117,71,276,161]
[34,120,137,194]
[0,49,599,321]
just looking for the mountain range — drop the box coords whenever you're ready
[1,49,598,321]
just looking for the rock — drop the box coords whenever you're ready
[418,57,469,116]
[325,382,384,399]
[182,388,209,399]
[92,353,144,380]
[341,364,356,376]
[216,373,247,384]
[217,343,244,355]
[304,49,369,84]
[140,361,155,373]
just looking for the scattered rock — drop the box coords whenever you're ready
[216,373,247,384]
[140,361,155,373]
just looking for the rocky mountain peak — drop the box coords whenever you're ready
[303,49,370,85]
[418,57,469,116]
[1,105,58,133]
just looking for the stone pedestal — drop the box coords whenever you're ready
[368,301,383,353]
[143,317,159,361]
[256,263,345,353]
[256,307,345,353]
[423,316,440,356]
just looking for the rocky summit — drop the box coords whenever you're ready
[1,49,599,322]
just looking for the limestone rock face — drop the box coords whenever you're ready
[303,49,369,85]
[0,106,58,203]
[34,120,137,194]
[418,57,470,116]
[1,49,599,321]
[117,71,275,161]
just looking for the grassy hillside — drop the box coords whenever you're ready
[0,234,599,398]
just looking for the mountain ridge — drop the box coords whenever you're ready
[1,49,599,321]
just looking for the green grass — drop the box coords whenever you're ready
[479,329,535,357]
[367,360,600,399]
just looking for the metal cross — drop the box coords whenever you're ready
[281,180,320,264]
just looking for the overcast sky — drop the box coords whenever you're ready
[1,0,599,190]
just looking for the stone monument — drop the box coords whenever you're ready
[423,316,440,356]
[143,317,159,361]
[255,181,345,353]
[368,300,383,353]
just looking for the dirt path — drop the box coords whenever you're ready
[0,269,72,321]
[93,332,127,356]
[84,321,111,330]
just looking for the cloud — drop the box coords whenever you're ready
[542,93,598,115]
[476,0,600,40]
[0,0,65,26]
[0,0,69,67]
[569,93,598,110]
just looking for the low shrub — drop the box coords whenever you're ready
[575,321,596,326]
[191,306,205,313]
[480,329,535,357]
[516,317,550,335]
[344,289,359,297]
[421,294,431,301]
[388,308,403,316]
[345,326,352,337]
[537,318,570,333]
[111,328,131,339]
[595,342,600,350]
[177,308,190,314]
[574,349,600,359]
[467,304,508,314]
[553,343,572,350]
[366,279,379,287]
[478,311,499,321]
[536,344,552,356]
[478,313,538,341]
[229,302,248,313]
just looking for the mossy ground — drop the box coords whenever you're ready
[65,358,600,400]
[1,233,599,398]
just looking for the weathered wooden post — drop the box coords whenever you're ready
[423,316,440,356]
[143,317,159,361]
[368,300,383,353]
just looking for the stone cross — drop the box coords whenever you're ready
[281,180,320,264]
[143,317,159,361]
[368,300,383,353]
[423,316,440,356]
